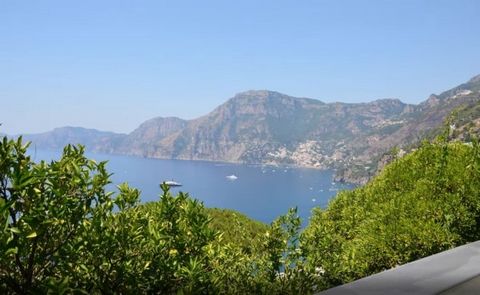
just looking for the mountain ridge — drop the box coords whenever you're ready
[8,75,480,184]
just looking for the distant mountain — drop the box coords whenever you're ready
[380,74,480,148]
[334,75,480,183]
[15,75,480,184]
[115,117,187,156]
[22,127,126,153]
[136,91,413,168]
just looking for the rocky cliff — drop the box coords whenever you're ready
[17,75,480,184]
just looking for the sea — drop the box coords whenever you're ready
[30,149,355,224]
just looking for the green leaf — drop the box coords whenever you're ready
[6,247,18,255]
[10,227,20,234]
[27,231,37,239]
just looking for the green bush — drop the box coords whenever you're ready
[2,135,480,293]
[0,137,311,294]
[302,138,480,287]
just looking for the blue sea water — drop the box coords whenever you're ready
[30,149,355,224]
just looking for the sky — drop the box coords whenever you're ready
[1,0,480,135]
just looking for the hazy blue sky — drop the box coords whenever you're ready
[1,0,480,134]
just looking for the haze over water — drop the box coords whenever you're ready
[32,149,354,223]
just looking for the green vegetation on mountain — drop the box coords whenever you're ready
[1,132,480,293]
[303,136,480,288]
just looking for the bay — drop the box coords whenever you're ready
[30,149,355,224]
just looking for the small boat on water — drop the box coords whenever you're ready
[164,180,182,187]
[226,174,238,180]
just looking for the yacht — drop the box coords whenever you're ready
[226,174,238,180]
[164,180,182,187]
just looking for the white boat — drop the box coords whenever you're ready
[226,174,238,180]
[164,180,182,187]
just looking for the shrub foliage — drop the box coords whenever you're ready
[1,135,480,293]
